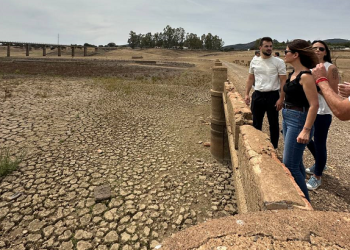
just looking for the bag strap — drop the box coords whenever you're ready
[296,70,312,82]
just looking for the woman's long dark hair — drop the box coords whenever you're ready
[288,39,319,69]
[312,40,332,63]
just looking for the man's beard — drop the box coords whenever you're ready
[262,51,272,56]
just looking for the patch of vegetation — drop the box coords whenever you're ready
[93,77,134,95]
[70,236,78,248]
[0,149,24,177]
[92,70,211,99]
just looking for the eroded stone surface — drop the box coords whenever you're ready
[94,185,111,202]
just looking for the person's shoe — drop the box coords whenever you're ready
[305,164,328,175]
[306,176,322,190]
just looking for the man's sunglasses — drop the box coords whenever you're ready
[312,47,325,52]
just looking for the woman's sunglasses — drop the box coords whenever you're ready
[284,50,293,55]
[312,47,325,52]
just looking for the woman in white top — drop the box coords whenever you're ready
[306,40,339,190]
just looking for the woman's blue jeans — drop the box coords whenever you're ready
[306,114,332,176]
[282,108,314,201]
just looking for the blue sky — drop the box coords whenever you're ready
[1,0,349,46]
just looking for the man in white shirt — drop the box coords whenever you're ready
[313,63,350,121]
[245,37,287,149]
[253,50,260,59]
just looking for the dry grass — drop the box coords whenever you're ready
[0,149,24,177]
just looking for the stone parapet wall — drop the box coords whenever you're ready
[223,84,312,213]
[161,210,350,250]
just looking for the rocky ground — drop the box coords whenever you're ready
[0,59,237,250]
[0,50,349,250]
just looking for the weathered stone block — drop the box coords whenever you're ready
[238,125,311,212]
[212,66,227,92]
[223,82,235,103]
[94,185,111,202]
[226,92,252,149]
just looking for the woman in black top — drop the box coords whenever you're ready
[282,39,319,201]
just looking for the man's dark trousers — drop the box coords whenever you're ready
[251,90,280,149]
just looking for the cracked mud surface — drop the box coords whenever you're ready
[0,57,237,250]
[1,48,349,250]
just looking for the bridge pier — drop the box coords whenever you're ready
[84,46,87,56]
[210,62,229,161]
[26,44,30,56]
[95,47,98,52]
[7,44,10,57]
[43,46,46,56]
[58,46,61,57]
[71,47,75,57]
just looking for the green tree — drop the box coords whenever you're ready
[141,32,153,48]
[107,42,117,47]
[175,27,185,48]
[128,31,139,49]
[205,33,213,49]
[163,25,175,48]
[184,33,202,49]
[153,32,163,47]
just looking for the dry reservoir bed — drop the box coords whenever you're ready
[0,59,236,250]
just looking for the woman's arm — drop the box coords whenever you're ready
[298,74,319,144]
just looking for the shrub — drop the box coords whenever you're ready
[0,149,24,177]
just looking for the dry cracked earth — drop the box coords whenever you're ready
[0,59,236,250]
[1,51,350,250]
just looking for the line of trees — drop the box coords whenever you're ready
[127,25,224,50]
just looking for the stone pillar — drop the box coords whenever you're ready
[7,44,10,57]
[71,47,75,57]
[43,46,46,56]
[26,44,29,56]
[214,59,222,66]
[95,47,98,52]
[58,46,61,57]
[84,46,87,56]
[210,65,229,161]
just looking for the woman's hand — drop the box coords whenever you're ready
[297,128,310,144]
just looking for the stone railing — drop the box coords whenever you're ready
[211,61,312,213]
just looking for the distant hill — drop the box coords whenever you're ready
[323,38,350,44]
[224,38,350,51]
[223,41,256,51]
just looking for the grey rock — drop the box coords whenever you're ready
[94,185,111,201]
